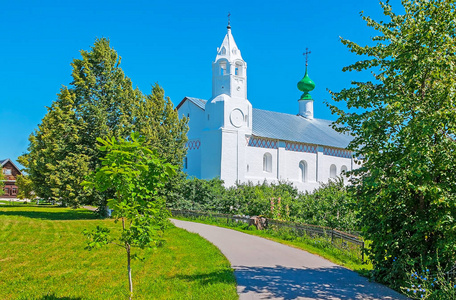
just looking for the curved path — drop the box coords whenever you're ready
[171,219,408,300]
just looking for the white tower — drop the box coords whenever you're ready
[201,21,252,186]
[211,24,247,100]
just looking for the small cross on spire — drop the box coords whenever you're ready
[303,48,311,67]
[227,12,231,29]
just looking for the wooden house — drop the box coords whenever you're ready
[1,159,22,198]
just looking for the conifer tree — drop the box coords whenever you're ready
[20,88,90,206]
[21,38,188,209]
[330,0,456,286]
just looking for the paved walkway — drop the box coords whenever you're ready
[171,219,408,300]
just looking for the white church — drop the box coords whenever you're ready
[176,24,355,192]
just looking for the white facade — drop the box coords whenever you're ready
[176,26,356,192]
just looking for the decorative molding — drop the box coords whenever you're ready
[246,137,278,149]
[186,140,201,150]
[323,147,352,158]
[285,142,317,154]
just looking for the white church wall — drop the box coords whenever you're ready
[220,129,240,186]
[201,129,222,180]
[318,150,353,183]
[184,140,201,178]
[205,99,225,129]
[280,149,318,183]
[178,100,205,178]
[244,143,279,183]
[178,100,205,140]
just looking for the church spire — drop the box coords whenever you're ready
[211,20,247,101]
[298,48,315,119]
[215,19,243,62]
[227,12,231,29]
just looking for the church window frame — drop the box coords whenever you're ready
[340,165,348,174]
[219,60,227,75]
[299,160,307,183]
[263,153,272,173]
[235,61,243,76]
[330,164,337,179]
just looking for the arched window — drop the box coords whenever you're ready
[330,164,337,178]
[220,61,227,75]
[340,165,348,174]
[221,47,226,55]
[263,153,272,173]
[235,62,243,76]
[299,161,307,182]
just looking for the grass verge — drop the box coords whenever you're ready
[0,206,238,300]
[173,215,372,275]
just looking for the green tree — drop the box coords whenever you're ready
[83,133,176,300]
[330,0,456,287]
[0,170,4,193]
[21,38,188,210]
[16,174,34,200]
[19,88,90,207]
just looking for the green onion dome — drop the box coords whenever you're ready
[297,69,315,100]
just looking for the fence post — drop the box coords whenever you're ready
[331,229,334,244]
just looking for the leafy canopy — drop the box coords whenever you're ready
[20,38,188,209]
[329,0,456,287]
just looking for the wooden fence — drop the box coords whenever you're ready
[171,209,365,261]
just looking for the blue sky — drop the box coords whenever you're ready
[0,0,404,165]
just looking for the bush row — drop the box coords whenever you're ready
[167,177,359,232]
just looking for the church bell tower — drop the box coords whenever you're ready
[201,19,252,186]
[211,22,247,101]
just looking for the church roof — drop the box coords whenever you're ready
[178,97,353,150]
[176,97,207,111]
[252,109,353,149]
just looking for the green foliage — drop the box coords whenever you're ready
[329,0,456,288]
[402,261,456,299]
[169,177,227,212]
[293,178,358,231]
[170,177,357,231]
[20,38,188,210]
[18,88,90,207]
[0,170,4,192]
[83,133,176,299]
[15,174,34,200]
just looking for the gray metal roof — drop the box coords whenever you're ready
[187,97,207,110]
[180,97,352,149]
[252,109,353,149]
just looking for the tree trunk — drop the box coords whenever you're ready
[127,245,133,300]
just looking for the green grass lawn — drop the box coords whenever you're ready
[0,206,238,300]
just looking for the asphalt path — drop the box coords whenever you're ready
[171,219,408,300]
